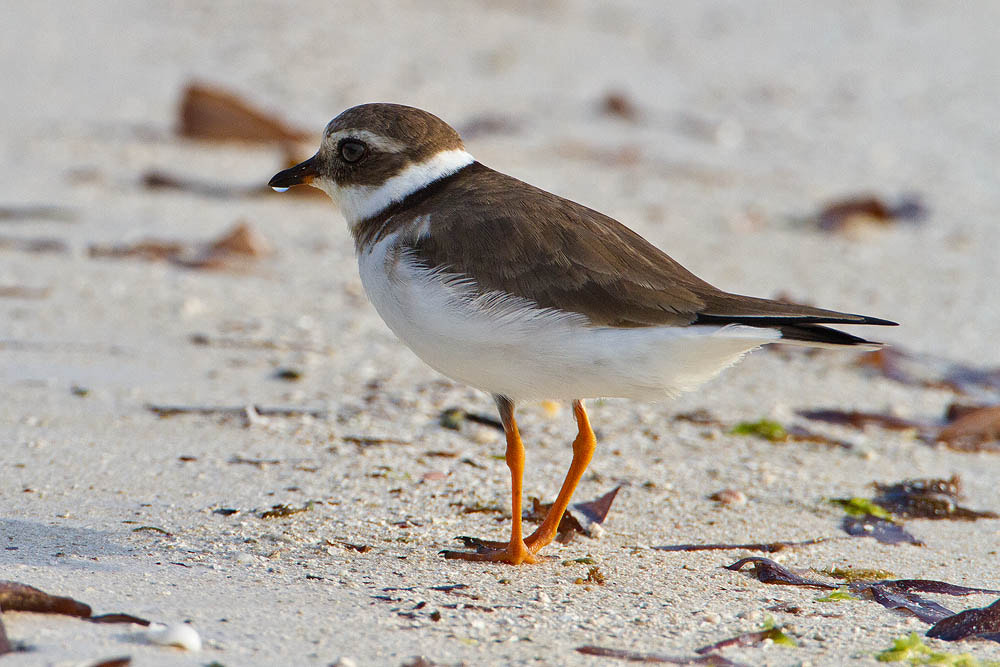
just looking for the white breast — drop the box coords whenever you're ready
[357,232,779,401]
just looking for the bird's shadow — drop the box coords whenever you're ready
[0,518,134,570]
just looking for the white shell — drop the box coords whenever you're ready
[147,622,202,651]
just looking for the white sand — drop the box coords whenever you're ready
[2,1,999,664]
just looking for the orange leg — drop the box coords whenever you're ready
[523,400,596,553]
[442,395,535,564]
[442,398,597,564]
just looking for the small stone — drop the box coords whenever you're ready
[471,427,497,444]
[709,488,747,506]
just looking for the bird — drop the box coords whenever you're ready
[269,103,896,565]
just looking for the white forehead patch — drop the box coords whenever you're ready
[313,148,475,228]
[324,129,408,154]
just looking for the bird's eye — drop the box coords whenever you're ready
[339,139,368,163]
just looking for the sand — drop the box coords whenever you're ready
[2,1,999,665]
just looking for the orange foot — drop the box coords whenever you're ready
[441,536,538,565]
[441,398,596,566]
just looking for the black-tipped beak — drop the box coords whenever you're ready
[269,155,320,191]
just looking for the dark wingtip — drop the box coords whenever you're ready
[852,315,898,326]
[779,323,887,347]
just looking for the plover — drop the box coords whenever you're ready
[269,103,895,565]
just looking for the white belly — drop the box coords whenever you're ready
[357,233,779,401]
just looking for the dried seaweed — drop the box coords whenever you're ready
[439,407,504,431]
[927,598,1000,642]
[427,584,477,598]
[831,494,925,545]
[229,455,281,467]
[868,578,994,599]
[672,409,722,426]
[810,194,926,232]
[90,222,271,271]
[654,537,833,553]
[840,514,923,545]
[936,405,1000,452]
[454,502,503,515]
[0,582,153,659]
[148,404,327,419]
[760,402,1000,452]
[576,645,745,665]
[797,409,924,432]
[730,419,851,448]
[831,475,996,545]
[726,558,1000,641]
[342,435,411,447]
[90,613,151,626]
[862,583,957,623]
[725,558,836,589]
[874,476,998,520]
[695,617,797,653]
[260,502,313,519]
[856,347,1000,398]
[821,567,896,583]
[0,581,152,629]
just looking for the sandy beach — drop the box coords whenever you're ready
[2,2,999,664]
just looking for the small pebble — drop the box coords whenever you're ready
[471,427,497,444]
[332,658,357,667]
[147,622,202,651]
[709,489,747,506]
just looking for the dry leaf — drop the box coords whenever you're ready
[178,82,309,143]
[0,581,92,617]
[937,405,1000,451]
